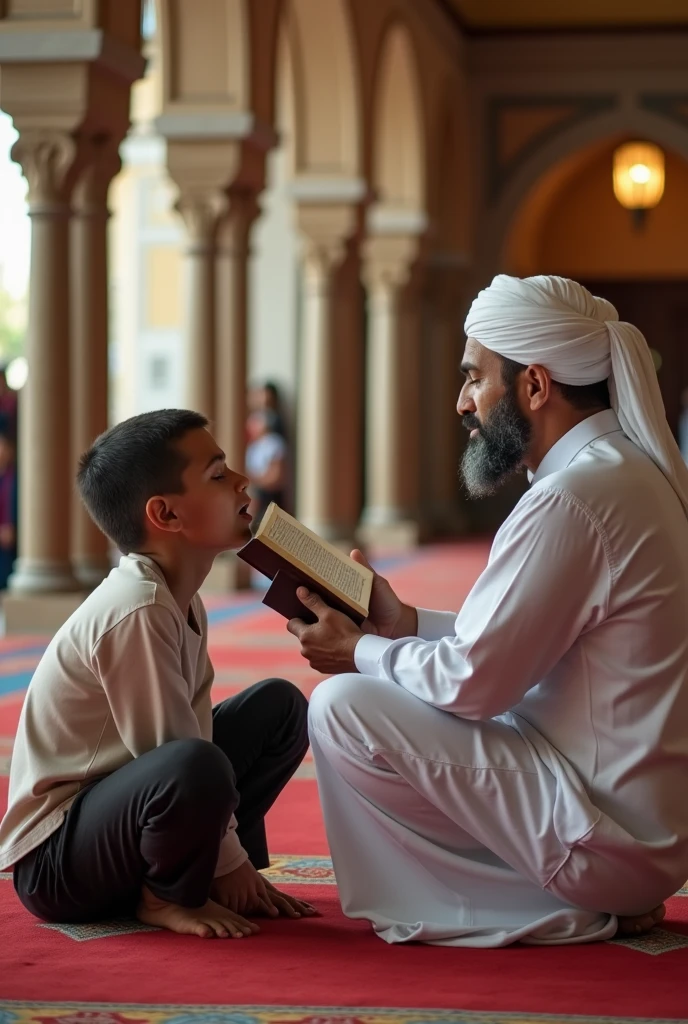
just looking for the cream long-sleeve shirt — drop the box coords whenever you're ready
[355,410,688,894]
[0,554,248,876]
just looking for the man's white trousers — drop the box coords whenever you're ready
[309,673,619,947]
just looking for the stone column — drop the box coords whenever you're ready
[176,192,228,420]
[214,189,261,473]
[202,189,261,592]
[71,139,122,587]
[295,205,360,543]
[358,234,424,548]
[9,131,83,596]
[161,137,271,593]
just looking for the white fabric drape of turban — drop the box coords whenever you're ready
[464,274,688,518]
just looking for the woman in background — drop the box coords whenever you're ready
[245,409,288,529]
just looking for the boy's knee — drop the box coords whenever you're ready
[255,677,309,740]
[260,677,308,717]
[165,738,237,809]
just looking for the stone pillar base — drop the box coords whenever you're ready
[357,518,424,551]
[200,551,253,596]
[3,591,89,635]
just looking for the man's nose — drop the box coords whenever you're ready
[457,383,475,416]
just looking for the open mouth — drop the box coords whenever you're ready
[238,501,252,520]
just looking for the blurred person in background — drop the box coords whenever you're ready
[248,380,286,438]
[245,409,288,529]
[0,367,18,441]
[0,432,17,589]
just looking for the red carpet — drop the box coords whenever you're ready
[1,543,688,1024]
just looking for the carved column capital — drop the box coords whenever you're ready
[297,203,360,288]
[72,137,123,217]
[362,234,425,295]
[176,189,230,251]
[216,188,262,258]
[11,130,82,209]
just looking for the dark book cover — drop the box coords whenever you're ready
[237,538,366,625]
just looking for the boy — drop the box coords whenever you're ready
[0,410,313,939]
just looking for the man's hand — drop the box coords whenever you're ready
[287,589,363,674]
[350,549,417,640]
[211,859,317,919]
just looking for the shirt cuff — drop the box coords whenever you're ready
[214,815,249,877]
[354,633,395,677]
[416,608,458,642]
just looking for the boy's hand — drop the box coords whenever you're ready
[211,860,317,919]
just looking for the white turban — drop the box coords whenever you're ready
[464,274,688,517]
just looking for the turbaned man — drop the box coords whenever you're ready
[288,275,688,947]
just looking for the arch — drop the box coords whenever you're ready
[285,0,361,177]
[508,138,688,279]
[479,105,688,277]
[371,21,426,215]
[156,0,249,111]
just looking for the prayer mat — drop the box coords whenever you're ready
[1,543,688,1024]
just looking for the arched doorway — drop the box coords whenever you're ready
[505,137,688,438]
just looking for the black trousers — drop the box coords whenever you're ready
[13,678,308,923]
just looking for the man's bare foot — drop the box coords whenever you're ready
[616,903,666,936]
[137,885,261,939]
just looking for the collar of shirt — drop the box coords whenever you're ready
[528,408,622,486]
[123,552,166,581]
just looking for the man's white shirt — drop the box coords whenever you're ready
[354,409,688,886]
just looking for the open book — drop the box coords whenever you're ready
[237,503,373,625]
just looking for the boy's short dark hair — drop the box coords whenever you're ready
[77,409,208,554]
[500,355,611,412]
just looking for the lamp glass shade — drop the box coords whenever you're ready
[613,142,665,210]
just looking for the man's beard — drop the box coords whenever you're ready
[460,386,532,498]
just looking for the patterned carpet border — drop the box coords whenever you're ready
[0,855,334,889]
[1,1004,687,1024]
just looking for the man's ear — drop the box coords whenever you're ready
[524,364,551,411]
[145,495,182,534]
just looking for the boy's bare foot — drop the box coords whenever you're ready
[137,885,261,939]
[616,903,666,936]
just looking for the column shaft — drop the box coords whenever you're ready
[296,245,342,539]
[178,197,225,420]
[359,235,424,548]
[295,204,361,544]
[71,143,121,586]
[214,192,259,472]
[10,133,80,593]
[364,279,405,522]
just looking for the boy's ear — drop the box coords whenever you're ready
[145,496,181,533]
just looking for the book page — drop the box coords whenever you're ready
[262,508,371,610]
